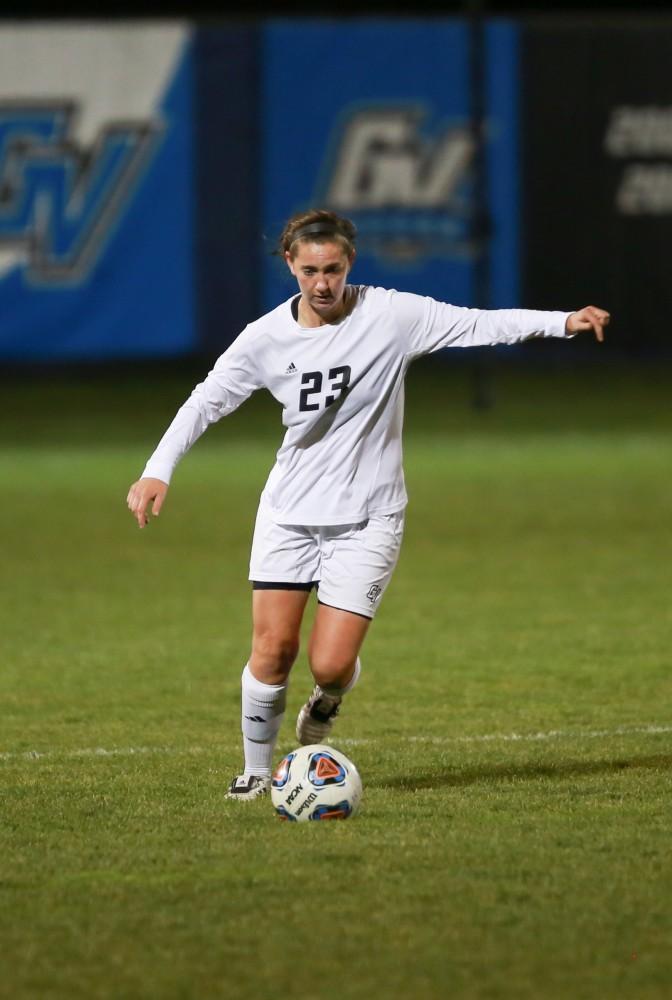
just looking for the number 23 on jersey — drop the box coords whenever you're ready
[299,366,352,412]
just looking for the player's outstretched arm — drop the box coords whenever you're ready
[565,306,610,342]
[126,477,169,529]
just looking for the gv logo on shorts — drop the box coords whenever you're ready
[367,584,383,604]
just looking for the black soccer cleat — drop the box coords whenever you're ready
[295,685,342,745]
[225,774,271,801]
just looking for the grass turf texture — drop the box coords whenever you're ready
[1,356,671,999]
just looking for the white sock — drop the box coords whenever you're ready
[319,656,361,698]
[241,663,287,778]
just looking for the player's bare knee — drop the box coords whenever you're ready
[308,652,356,690]
[250,630,299,681]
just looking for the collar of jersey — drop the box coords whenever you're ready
[290,293,356,334]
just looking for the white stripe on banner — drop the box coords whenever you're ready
[0,22,190,144]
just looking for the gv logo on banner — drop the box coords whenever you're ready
[0,101,161,285]
[318,105,476,261]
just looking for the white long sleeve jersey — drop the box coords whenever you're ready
[142,285,571,525]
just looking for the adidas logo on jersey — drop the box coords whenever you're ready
[285,362,298,374]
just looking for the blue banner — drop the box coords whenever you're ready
[0,19,523,363]
[260,18,519,314]
[0,24,195,362]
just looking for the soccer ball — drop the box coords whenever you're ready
[271,744,363,822]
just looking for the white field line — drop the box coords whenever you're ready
[0,723,670,763]
[345,723,672,748]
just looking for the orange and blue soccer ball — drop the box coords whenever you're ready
[271,743,363,822]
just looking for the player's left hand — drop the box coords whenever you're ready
[126,477,168,529]
[566,306,610,342]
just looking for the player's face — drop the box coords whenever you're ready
[286,241,355,324]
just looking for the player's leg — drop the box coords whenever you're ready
[309,603,370,689]
[227,587,311,801]
[228,503,319,801]
[295,604,369,745]
[296,511,405,745]
[249,586,311,685]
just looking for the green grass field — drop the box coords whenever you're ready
[1,356,671,999]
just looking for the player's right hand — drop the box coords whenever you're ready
[126,477,169,529]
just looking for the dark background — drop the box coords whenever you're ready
[4,1,668,19]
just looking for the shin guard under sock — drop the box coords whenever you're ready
[240,663,287,778]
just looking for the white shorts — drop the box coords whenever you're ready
[248,504,405,619]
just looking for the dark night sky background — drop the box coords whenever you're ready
[3,1,670,20]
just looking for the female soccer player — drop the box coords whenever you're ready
[127,209,610,800]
